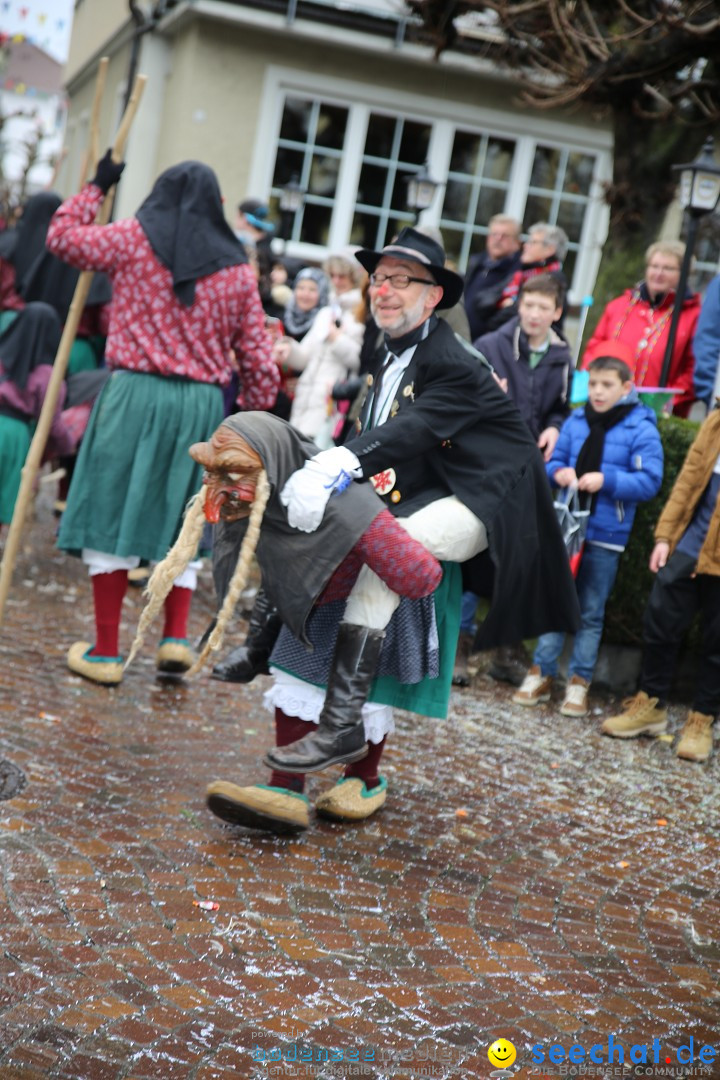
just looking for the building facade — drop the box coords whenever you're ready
[60,0,614,310]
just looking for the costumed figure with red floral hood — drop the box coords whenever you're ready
[46,153,279,686]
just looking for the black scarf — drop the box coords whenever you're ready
[0,302,62,390]
[383,313,437,356]
[21,252,112,321]
[135,161,247,306]
[0,191,61,293]
[575,401,637,510]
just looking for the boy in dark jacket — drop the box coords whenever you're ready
[513,345,664,717]
[454,273,572,686]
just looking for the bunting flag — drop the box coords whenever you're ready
[0,0,72,63]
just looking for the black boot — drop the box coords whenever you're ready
[263,623,385,774]
[211,589,282,683]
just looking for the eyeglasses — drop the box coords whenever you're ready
[369,272,435,290]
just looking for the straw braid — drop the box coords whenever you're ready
[124,487,208,670]
[187,470,270,676]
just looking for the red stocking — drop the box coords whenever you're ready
[269,708,315,793]
[163,585,193,640]
[344,735,386,789]
[91,570,128,658]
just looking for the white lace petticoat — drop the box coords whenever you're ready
[263,668,394,745]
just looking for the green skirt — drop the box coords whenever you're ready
[0,414,31,524]
[67,338,100,376]
[370,561,461,718]
[57,370,223,562]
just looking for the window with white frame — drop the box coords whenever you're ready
[266,88,609,302]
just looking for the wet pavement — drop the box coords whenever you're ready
[0,490,719,1080]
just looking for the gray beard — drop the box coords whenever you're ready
[371,291,429,338]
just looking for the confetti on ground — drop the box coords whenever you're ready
[455,808,468,818]
[193,900,220,911]
[617,861,630,868]
[656,818,668,826]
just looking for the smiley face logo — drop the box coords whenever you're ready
[488,1038,516,1068]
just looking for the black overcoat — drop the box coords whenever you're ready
[345,318,580,647]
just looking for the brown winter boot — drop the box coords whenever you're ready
[452,631,474,687]
[675,710,714,762]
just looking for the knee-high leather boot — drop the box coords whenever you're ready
[211,589,282,683]
[263,622,385,774]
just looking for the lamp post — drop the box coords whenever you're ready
[660,137,720,387]
[404,162,440,224]
[279,175,305,252]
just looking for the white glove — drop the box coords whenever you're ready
[280,446,362,533]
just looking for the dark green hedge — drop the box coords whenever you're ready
[602,415,700,646]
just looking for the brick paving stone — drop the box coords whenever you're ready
[1,491,720,1078]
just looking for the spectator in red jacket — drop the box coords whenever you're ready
[581,240,701,416]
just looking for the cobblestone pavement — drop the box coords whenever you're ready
[0,492,718,1080]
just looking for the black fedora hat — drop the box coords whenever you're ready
[355,226,464,310]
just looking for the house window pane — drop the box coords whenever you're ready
[444,178,472,222]
[523,194,553,227]
[399,120,431,165]
[391,171,411,212]
[316,104,348,150]
[308,152,341,197]
[272,146,305,188]
[566,152,594,196]
[562,249,577,286]
[441,226,465,267]
[365,113,396,159]
[386,214,414,245]
[530,145,561,190]
[557,199,586,244]
[474,186,508,227]
[350,209,384,249]
[449,131,482,175]
[482,139,515,182]
[357,162,389,207]
[279,96,312,142]
[300,202,332,246]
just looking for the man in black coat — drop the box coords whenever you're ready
[463,214,522,340]
[265,227,580,776]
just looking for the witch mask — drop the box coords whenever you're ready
[189,427,264,523]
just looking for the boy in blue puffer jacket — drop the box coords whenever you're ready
[513,343,664,717]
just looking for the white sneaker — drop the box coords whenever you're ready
[560,675,589,717]
[512,665,552,706]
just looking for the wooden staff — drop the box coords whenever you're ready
[0,71,148,629]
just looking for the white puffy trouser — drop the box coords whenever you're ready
[343,495,488,630]
[81,549,202,591]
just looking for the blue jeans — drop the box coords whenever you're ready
[460,590,479,633]
[533,544,621,683]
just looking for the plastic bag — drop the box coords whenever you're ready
[554,487,590,578]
